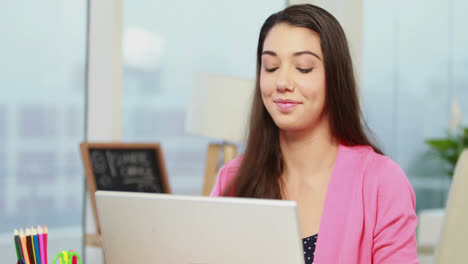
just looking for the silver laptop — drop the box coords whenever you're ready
[95,190,305,264]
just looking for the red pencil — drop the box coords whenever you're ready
[25,229,35,264]
[38,226,45,264]
[43,226,48,264]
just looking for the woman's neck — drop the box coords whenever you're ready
[279,119,338,185]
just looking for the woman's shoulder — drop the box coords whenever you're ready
[341,144,412,190]
[209,155,243,197]
[222,155,243,170]
[364,146,408,184]
[218,155,243,180]
[345,144,414,199]
[342,144,404,176]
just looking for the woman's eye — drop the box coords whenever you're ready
[265,67,278,73]
[297,68,313,73]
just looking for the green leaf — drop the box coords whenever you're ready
[424,126,468,179]
[425,138,458,151]
[462,128,468,146]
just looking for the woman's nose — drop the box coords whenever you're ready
[276,69,294,92]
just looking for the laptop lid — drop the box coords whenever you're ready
[95,190,305,264]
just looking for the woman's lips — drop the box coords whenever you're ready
[273,99,301,112]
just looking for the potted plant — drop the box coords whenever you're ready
[425,126,468,178]
[425,100,467,178]
[418,100,466,255]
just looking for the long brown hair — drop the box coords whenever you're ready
[225,4,381,198]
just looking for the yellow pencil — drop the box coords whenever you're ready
[31,227,37,264]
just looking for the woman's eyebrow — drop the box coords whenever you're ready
[293,51,321,60]
[262,50,277,56]
[262,50,321,61]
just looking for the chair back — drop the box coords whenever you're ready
[435,149,468,263]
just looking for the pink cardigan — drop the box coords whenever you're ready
[210,144,419,263]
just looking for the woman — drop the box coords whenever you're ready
[210,4,418,264]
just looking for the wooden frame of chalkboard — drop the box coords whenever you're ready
[80,142,171,233]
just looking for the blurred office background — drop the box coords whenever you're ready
[0,0,88,260]
[0,0,467,263]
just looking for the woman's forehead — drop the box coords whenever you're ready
[262,23,322,57]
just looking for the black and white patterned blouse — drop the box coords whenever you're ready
[302,234,318,264]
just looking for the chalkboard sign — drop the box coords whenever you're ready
[80,142,171,233]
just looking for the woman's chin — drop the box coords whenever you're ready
[275,121,307,132]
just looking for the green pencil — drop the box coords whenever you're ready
[14,229,25,263]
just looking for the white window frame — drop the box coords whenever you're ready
[84,0,122,259]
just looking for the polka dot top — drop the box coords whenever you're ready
[303,234,318,264]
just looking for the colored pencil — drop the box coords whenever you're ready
[17,232,25,264]
[43,226,48,264]
[25,229,36,264]
[31,228,37,264]
[14,229,25,263]
[38,226,45,264]
[14,229,20,261]
[32,227,41,264]
[31,228,38,264]
[19,229,30,264]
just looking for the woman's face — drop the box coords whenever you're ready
[260,23,327,132]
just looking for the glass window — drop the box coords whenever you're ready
[0,0,87,261]
[362,0,468,212]
[122,1,286,194]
